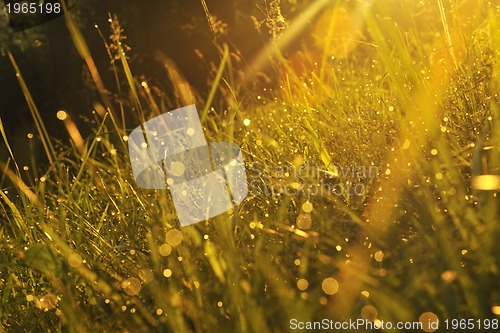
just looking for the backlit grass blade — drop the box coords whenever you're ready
[201,45,229,124]
[63,7,116,120]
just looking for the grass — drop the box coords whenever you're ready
[1,0,499,332]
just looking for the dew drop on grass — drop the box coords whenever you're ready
[374,251,384,262]
[56,110,68,121]
[163,269,172,278]
[36,294,59,310]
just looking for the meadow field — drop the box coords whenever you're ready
[0,0,499,332]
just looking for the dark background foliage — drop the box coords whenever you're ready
[0,0,298,162]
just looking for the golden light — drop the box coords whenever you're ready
[472,175,500,191]
[492,306,500,315]
[374,251,384,262]
[35,294,59,310]
[56,110,68,121]
[243,0,332,85]
[312,1,373,60]
[441,270,457,282]
[163,269,172,278]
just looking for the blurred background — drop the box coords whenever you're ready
[0,0,303,165]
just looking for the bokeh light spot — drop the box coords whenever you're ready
[322,278,339,295]
[166,229,183,246]
[122,277,141,296]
